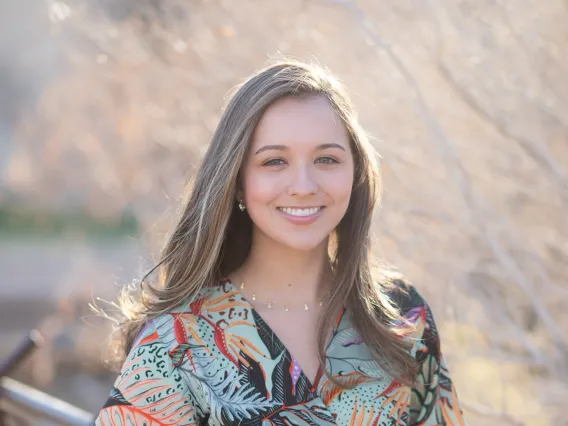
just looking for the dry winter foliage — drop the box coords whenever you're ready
[2,0,567,424]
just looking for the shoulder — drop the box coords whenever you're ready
[375,274,430,316]
[155,279,234,319]
[137,279,247,367]
[385,278,430,317]
[136,279,234,346]
[375,275,441,352]
[381,277,442,363]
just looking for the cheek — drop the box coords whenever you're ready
[243,171,281,204]
[325,171,354,203]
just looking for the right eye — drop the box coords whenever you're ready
[263,158,286,166]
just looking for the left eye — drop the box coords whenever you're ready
[316,157,338,164]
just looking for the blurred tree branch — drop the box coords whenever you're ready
[319,0,567,375]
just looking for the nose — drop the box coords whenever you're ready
[286,163,318,196]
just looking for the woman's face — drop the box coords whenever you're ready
[241,96,355,252]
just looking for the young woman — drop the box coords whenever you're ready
[93,60,466,425]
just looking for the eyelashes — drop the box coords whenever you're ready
[263,158,286,166]
[316,156,339,165]
[262,157,339,167]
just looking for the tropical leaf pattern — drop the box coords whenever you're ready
[93,278,466,425]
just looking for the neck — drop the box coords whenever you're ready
[235,231,332,302]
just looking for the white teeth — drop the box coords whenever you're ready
[279,207,321,217]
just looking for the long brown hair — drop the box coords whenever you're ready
[104,59,418,386]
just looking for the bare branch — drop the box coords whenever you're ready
[437,62,568,203]
[318,0,568,370]
[426,0,568,202]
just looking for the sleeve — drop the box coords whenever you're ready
[397,284,467,426]
[93,319,204,426]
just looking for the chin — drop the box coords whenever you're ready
[276,234,329,252]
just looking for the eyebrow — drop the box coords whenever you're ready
[254,142,346,155]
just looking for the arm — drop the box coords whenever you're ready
[93,319,204,425]
[398,284,467,425]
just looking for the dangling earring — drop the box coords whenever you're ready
[238,199,246,211]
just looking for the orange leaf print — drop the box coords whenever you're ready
[440,386,466,426]
[96,404,197,426]
[349,399,381,426]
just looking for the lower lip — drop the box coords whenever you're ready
[277,208,324,225]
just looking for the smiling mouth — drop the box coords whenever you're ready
[277,207,324,217]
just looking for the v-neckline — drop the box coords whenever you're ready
[223,279,343,393]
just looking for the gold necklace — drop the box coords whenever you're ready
[239,282,326,312]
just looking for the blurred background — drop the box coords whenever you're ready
[0,0,567,425]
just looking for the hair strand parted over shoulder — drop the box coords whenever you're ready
[98,58,418,387]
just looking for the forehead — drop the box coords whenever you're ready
[251,96,350,149]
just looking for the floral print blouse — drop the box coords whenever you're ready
[93,279,466,425]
